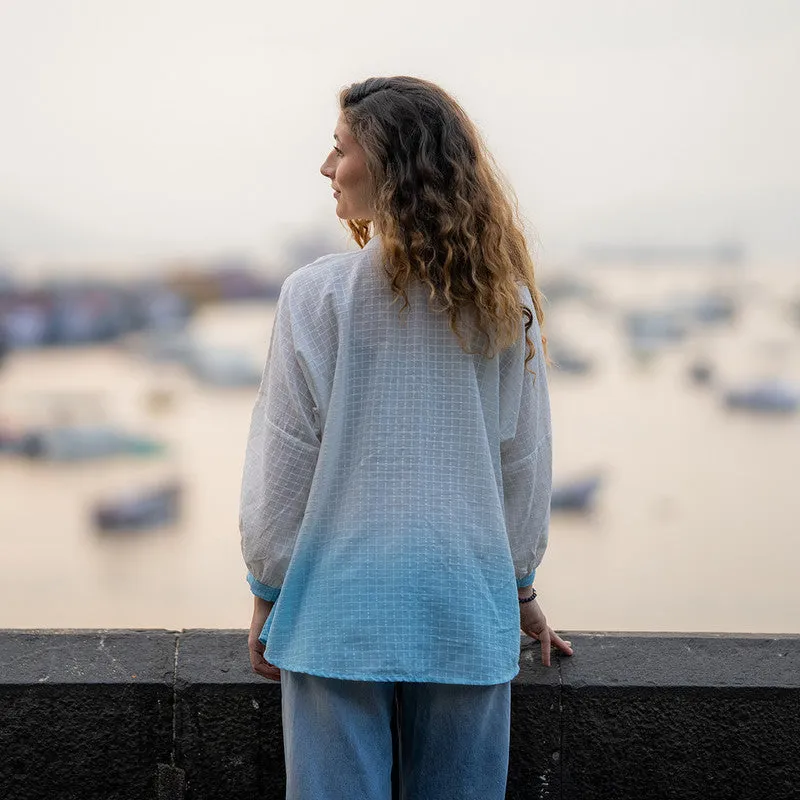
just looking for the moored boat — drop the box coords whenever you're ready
[93,481,183,532]
[551,474,602,513]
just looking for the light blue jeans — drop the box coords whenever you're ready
[280,670,511,800]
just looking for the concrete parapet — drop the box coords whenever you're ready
[1,630,798,799]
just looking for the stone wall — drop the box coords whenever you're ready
[1,630,798,799]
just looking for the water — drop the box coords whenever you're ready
[1,264,799,634]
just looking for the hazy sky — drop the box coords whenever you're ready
[1,0,798,269]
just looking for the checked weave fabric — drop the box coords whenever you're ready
[239,234,552,684]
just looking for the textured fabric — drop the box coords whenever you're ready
[239,234,552,684]
[280,670,511,800]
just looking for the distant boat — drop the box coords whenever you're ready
[127,282,192,332]
[19,425,166,461]
[188,347,262,387]
[549,343,594,376]
[624,309,688,343]
[551,475,602,513]
[0,428,22,455]
[668,292,737,326]
[688,359,714,385]
[723,380,800,413]
[0,326,8,366]
[134,330,198,365]
[1,300,50,347]
[93,481,182,532]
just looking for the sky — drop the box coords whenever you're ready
[0,0,798,272]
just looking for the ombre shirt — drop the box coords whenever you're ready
[239,234,552,684]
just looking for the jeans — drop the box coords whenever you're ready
[280,669,511,800]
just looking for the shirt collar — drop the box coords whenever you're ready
[363,233,382,252]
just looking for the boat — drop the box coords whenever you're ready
[188,347,262,387]
[667,291,737,326]
[134,329,198,365]
[0,427,22,455]
[18,425,166,461]
[0,326,8,366]
[624,309,688,343]
[551,475,602,513]
[93,481,182,532]
[723,380,800,413]
[688,359,714,385]
[624,309,689,361]
[548,342,594,376]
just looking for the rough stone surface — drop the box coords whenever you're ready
[560,633,800,800]
[0,628,177,685]
[0,630,176,800]
[2,629,799,800]
[507,641,563,800]
[559,631,800,688]
[156,764,186,800]
[175,630,284,800]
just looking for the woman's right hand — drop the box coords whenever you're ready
[519,597,574,667]
[248,596,281,681]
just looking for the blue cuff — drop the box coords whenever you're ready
[247,572,281,602]
[516,571,536,588]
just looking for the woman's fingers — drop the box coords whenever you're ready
[252,656,281,681]
[551,632,574,656]
[254,659,281,681]
[249,643,281,681]
[524,628,575,665]
[539,628,552,666]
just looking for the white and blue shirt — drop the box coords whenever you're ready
[239,234,552,684]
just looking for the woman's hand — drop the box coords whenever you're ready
[519,596,574,667]
[248,596,281,681]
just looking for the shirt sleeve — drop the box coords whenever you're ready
[239,274,322,601]
[499,294,552,588]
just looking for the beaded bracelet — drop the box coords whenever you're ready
[518,587,537,603]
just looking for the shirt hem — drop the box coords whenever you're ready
[264,656,521,685]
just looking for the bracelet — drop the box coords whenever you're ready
[518,587,537,603]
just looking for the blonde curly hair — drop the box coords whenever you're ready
[338,75,548,372]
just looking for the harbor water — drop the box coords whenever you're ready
[1,263,799,634]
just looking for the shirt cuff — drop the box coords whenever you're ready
[247,572,281,602]
[516,571,536,589]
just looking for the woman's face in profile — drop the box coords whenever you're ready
[320,113,375,221]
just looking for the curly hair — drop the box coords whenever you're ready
[338,75,548,373]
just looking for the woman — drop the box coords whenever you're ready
[240,76,573,800]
